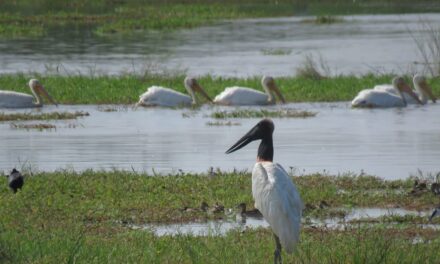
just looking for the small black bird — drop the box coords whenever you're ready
[7,168,24,193]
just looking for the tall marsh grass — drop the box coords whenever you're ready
[295,53,331,80]
[412,21,440,76]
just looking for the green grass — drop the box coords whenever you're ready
[1,226,439,263]
[0,170,437,225]
[0,170,439,263]
[0,23,45,38]
[2,73,437,104]
[0,111,89,121]
[209,109,317,119]
[1,0,440,38]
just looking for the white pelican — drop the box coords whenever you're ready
[0,79,58,108]
[214,76,286,105]
[7,168,24,193]
[226,119,303,264]
[351,76,423,108]
[137,77,212,107]
[374,74,436,104]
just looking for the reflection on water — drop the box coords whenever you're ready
[1,14,440,76]
[129,207,437,236]
[0,102,439,179]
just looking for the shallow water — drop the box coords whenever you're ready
[1,102,439,179]
[129,207,437,236]
[1,14,439,76]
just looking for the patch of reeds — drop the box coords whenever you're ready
[411,20,440,76]
[295,53,330,80]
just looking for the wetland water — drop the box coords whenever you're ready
[130,207,436,236]
[1,14,440,76]
[1,102,439,179]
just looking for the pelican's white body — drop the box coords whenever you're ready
[252,162,303,254]
[0,91,38,108]
[351,88,406,108]
[214,87,271,105]
[138,86,193,107]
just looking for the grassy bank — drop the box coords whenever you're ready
[2,74,439,105]
[0,170,439,263]
[1,226,439,263]
[1,0,440,38]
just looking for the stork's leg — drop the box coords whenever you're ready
[273,233,282,264]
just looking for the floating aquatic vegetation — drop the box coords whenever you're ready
[209,108,317,119]
[97,105,129,112]
[0,111,89,121]
[301,15,345,25]
[206,121,241,126]
[10,123,56,131]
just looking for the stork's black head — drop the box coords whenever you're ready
[225,119,275,161]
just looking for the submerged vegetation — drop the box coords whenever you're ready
[0,111,89,121]
[2,74,438,105]
[0,170,439,262]
[209,108,317,119]
[260,48,292,56]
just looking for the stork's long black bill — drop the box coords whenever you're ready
[225,125,259,154]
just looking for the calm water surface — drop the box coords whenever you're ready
[1,14,440,76]
[1,102,439,179]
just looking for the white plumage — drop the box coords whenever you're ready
[214,87,270,105]
[0,91,37,108]
[138,86,194,107]
[252,162,303,253]
[137,77,212,107]
[351,89,406,108]
[0,79,57,108]
[214,76,285,106]
[351,76,421,108]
